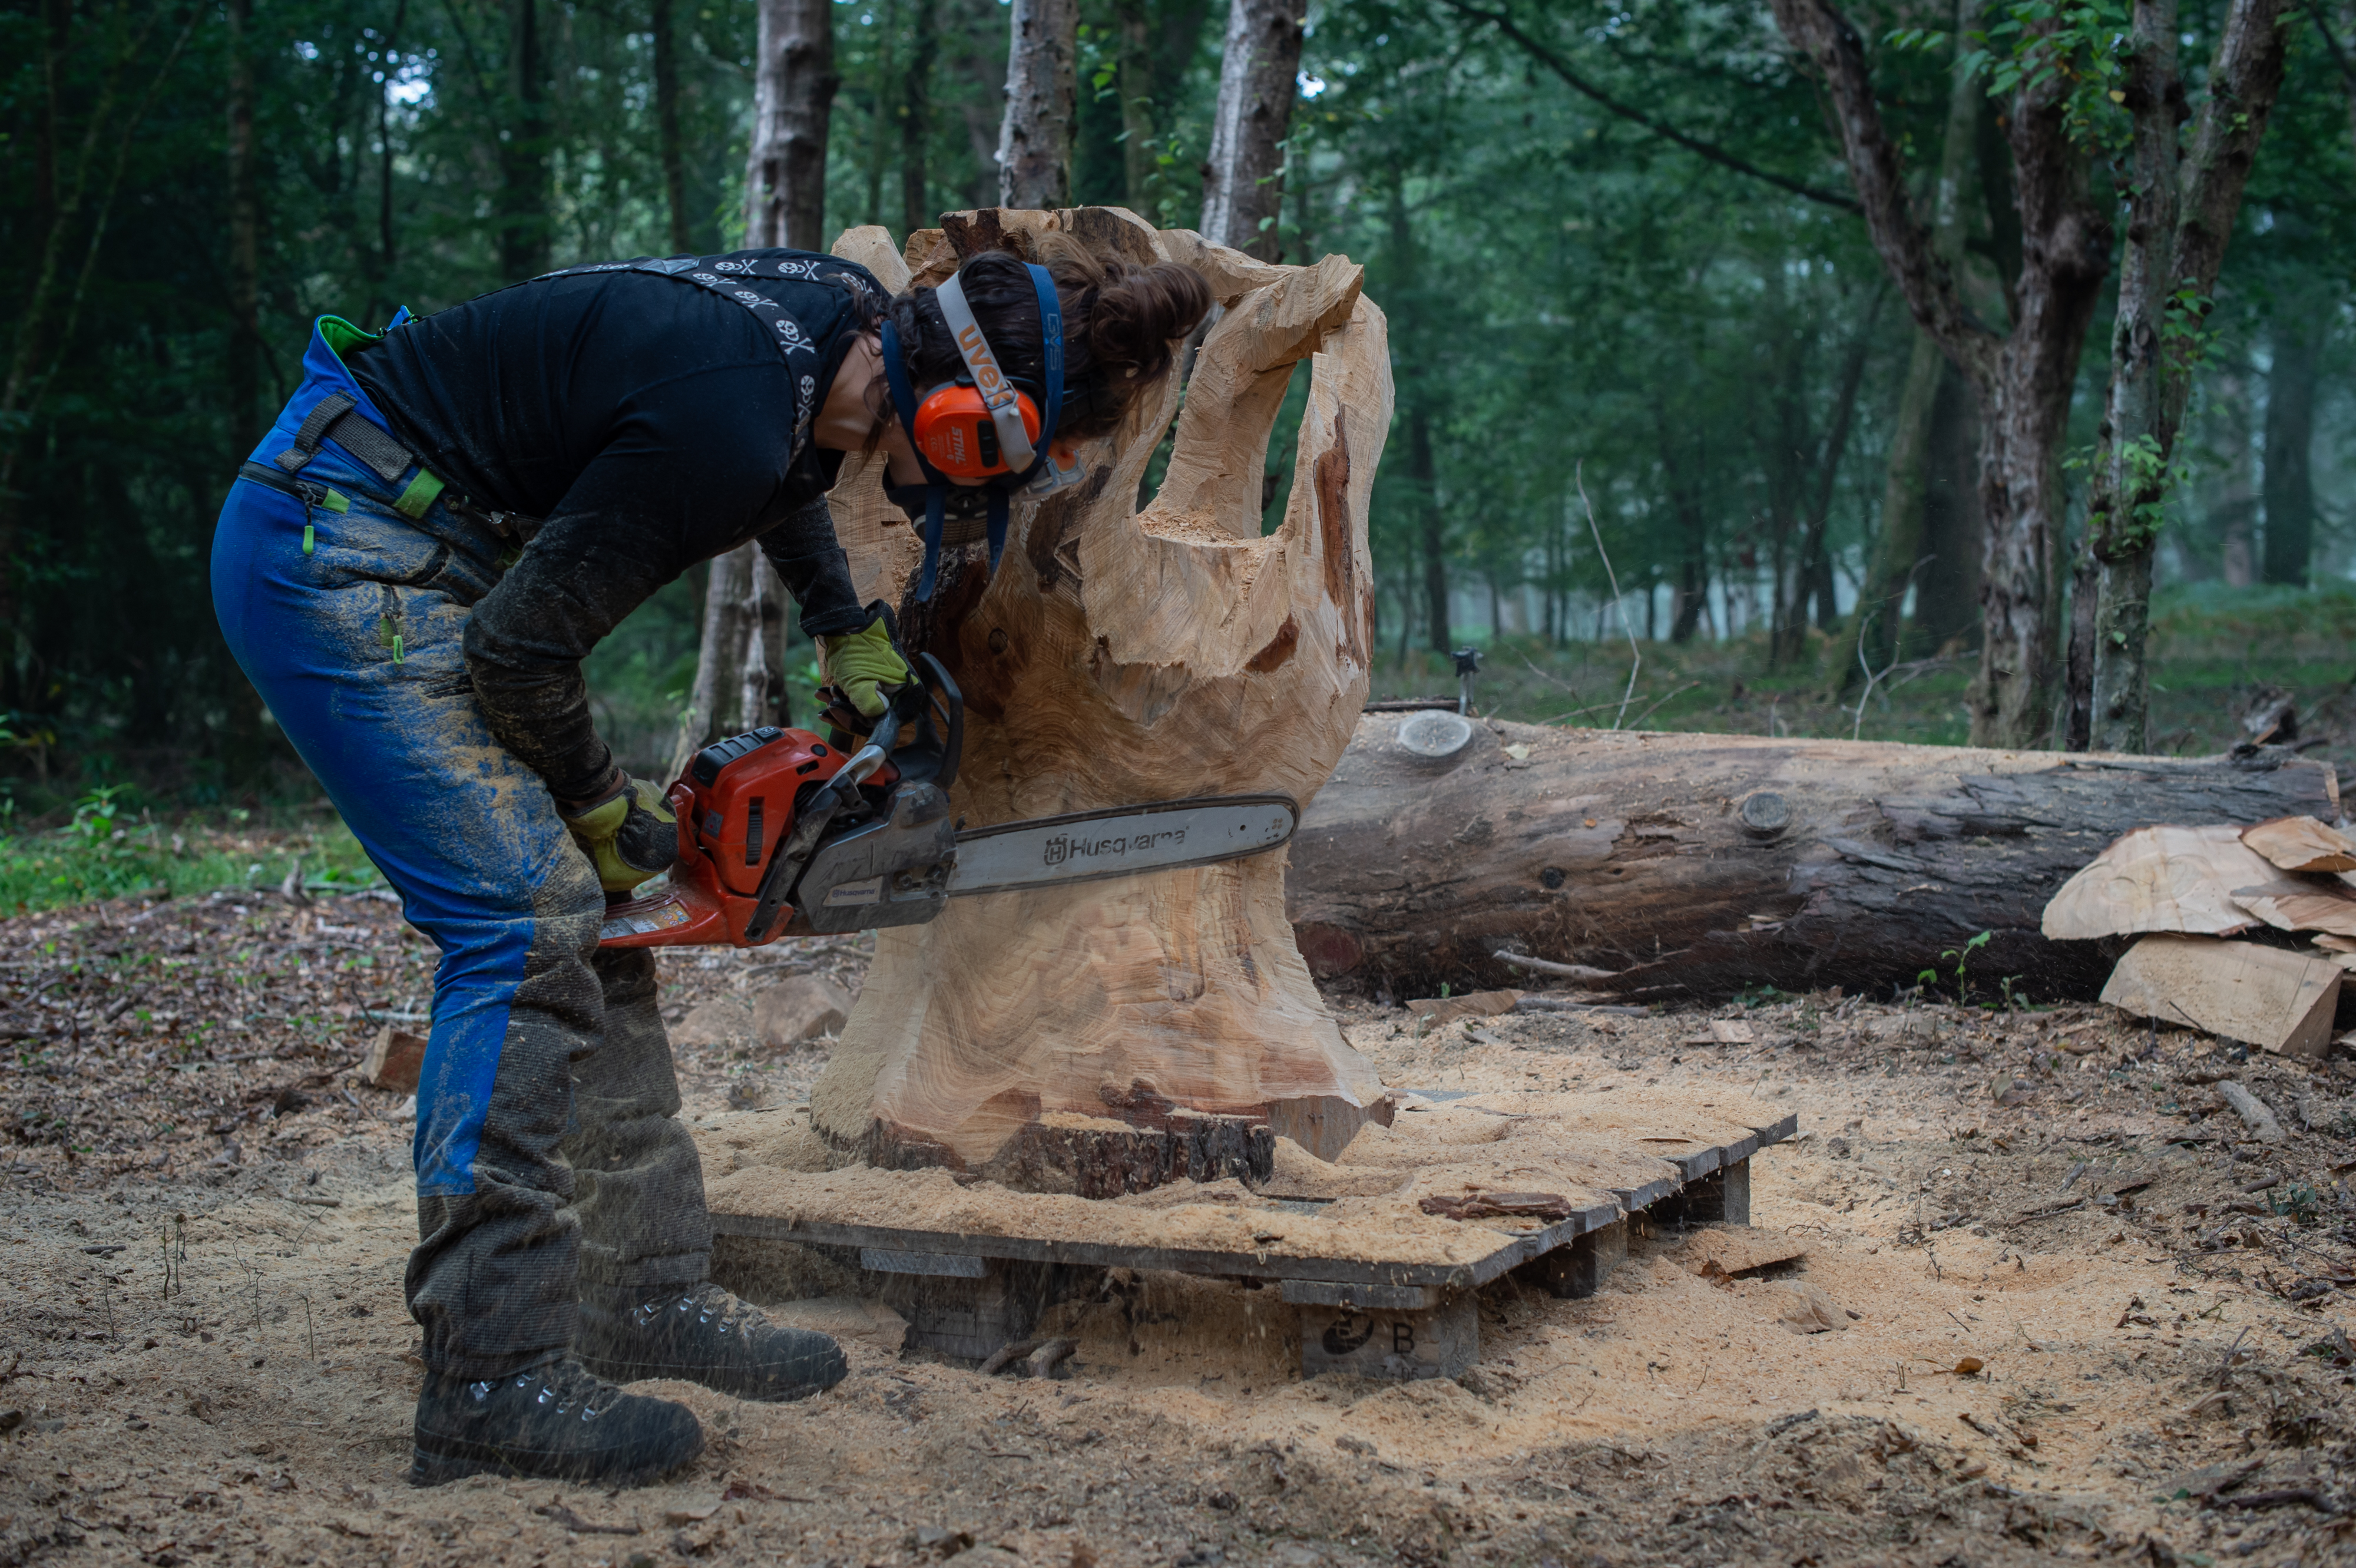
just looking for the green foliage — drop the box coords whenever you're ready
[5,0,2354,822]
[0,793,381,913]
[2272,1182,2322,1225]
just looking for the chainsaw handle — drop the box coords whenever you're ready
[831,707,898,799]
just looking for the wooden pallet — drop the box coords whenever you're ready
[697,1088,1797,1382]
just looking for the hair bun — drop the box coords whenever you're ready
[1080,261,1214,385]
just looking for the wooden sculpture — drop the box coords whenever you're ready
[806,207,1393,1197]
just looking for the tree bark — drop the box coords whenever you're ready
[1199,0,1306,259]
[226,0,262,458]
[901,0,938,235]
[2080,0,2290,753]
[499,0,549,280]
[745,0,841,249]
[997,0,1078,208]
[653,0,693,252]
[668,544,793,782]
[1913,359,1984,654]
[810,210,1389,1195]
[1770,0,2115,749]
[1411,406,1448,657]
[1286,714,2340,1004]
[1834,332,1938,685]
[2262,310,2319,585]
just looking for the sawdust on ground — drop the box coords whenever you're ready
[4,898,2354,1566]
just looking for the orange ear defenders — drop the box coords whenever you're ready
[909,382,1044,479]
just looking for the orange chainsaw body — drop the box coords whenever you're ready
[598,726,900,948]
[600,651,964,951]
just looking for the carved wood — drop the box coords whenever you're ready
[809,207,1392,1196]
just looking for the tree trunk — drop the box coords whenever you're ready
[2080,0,2291,753]
[1832,332,1938,687]
[653,0,693,252]
[226,0,262,458]
[1771,0,2116,749]
[997,0,1077,208]
[2262,310,2319,585]
[1117,2,1157,210]
[1199,0,1306,260]
[1286,714,2340,1003]
[901,0,937,236]
[1411,406,1448,657]
[809,210,1389,1195]
[499,0,548,280]
[745,0,841,249]
[1912,359,1984,654]
[668,544,793,782]
[1775,299,1872,669]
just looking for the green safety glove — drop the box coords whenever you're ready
[561,773,679,894]
[816,617,915,723]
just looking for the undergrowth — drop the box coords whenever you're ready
[0,788,382,915]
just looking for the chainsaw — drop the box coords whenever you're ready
[598,652,1298,950]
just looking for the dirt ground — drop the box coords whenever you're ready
[5,890,2355,1567]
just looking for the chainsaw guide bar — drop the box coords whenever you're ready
[598,792,1298,948]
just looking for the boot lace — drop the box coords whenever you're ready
[624,1282,770,1340]
[469,1358,626,1421]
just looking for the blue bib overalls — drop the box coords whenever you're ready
[211,315,712,1378]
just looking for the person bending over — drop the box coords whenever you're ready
[211,236,1211,1487]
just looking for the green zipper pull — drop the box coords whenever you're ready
[392,634,405,665]
[302,523,315,555]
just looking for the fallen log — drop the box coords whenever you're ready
[1285,714,2340,1001]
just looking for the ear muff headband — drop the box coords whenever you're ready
[879,261,1068,601]
[933,273,1037,474]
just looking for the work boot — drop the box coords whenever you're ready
[577,1282,848,1402]
[408,1355,703,1487]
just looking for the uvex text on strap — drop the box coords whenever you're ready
[879,262,1067,601]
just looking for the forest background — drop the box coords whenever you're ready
[6,0,2356,905]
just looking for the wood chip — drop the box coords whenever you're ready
[1776,1284,1849,1334]
[2042,825,2276,940]
[1404,990,1523,1029]
[1679,1020,1755,1046]
[1417,1190,1576,1223]
[2240,815,2356,874]
[2216,1081,2286,1143]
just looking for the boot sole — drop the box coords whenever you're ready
[407,1428,704,1488]
[577,1351,846,1403]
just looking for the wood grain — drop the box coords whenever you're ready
[2241,815,2356,874]
[2098,934,2338,1058]
[810,209,1392,1192]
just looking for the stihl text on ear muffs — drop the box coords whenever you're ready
[879,261,1085,601]
[911,384,1043,479]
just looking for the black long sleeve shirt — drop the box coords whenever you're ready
[348,250,882,801]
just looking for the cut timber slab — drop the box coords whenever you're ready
[2229,880,2356,938]
[2042,825,2277,941]
[2241,815,2356,875]
[699,1088,1796,1380]
[2099,934,2339,1058]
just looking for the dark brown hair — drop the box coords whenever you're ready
[882,236,1213,442]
